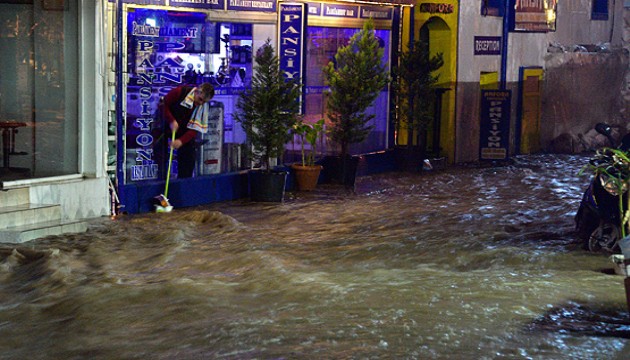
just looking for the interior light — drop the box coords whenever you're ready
[146,18,156,27]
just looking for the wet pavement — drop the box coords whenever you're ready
[0,154,629,359]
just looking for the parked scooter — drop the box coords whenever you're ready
[575,123,630,253]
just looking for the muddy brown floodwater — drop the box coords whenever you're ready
[0,154,629,359]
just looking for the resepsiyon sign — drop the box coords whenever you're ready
[474,36,501,56]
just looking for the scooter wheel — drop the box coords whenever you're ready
[588,222,621,253]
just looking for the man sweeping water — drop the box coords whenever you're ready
[156,83,215,212]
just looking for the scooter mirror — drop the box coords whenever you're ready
[595,123,612,136]
[595,123,616,147]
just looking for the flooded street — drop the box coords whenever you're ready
[1,154,629,359]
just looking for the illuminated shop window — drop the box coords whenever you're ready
[302,26,391,156]
[125,8,252,180]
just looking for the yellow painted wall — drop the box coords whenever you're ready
[480,72,499,90]
[413,0,458,163]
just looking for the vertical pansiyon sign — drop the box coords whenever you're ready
[278,2,306,111]
[479,90,511,160]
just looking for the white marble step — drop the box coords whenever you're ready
[0,188,29,207]
[0,203,61,229]
[0,219,87,243]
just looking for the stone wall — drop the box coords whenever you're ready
[542,50,629,153]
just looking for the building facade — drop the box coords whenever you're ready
[409,0,626,164]
[1,1,626,222]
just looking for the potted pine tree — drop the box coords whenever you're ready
[391,38,444,172]
[323,19,389,187]
[291,118,325,191]
[234,39,302,202]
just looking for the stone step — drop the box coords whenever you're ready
[0,188,29,207]
[0,203,61,229]
[0,219,88,244]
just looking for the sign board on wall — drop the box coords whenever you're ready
[418,3,454,14]
[227,0,276,12]
[110,0,275,12]
[474,36,501,56]
[108,0,166,4]
[479,90,511,160]
[278,3,307,110]
[170,0,224,10]
[510,0,557,32]
[306,2,393,20]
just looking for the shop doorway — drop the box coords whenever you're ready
[517,67,543,154]
[0,2,79,184]
[419,17,453,160]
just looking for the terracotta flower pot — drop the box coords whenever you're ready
[291,164,323,191]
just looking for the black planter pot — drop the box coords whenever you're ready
[394,146,424,172]
[249,170,287,202]
[322,155,359,187]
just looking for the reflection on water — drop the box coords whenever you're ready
[0,154,629,358]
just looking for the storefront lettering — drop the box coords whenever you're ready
[487,103,502,147]
[360,8,392,20]
[516,0,543,11]
[170,0,223,9]
[139,40,186,53]
[129,36,184,181]
[474,36,501,55]
[171,0,218,4]
[159,27,198,38]
[325,6,355,17]
[476,40,500,52]
[419,3,454,14]
[131,164,159,180]
[229,0,274,9]
[307,3,321,16]
[135,149,153,162]
[135,118,154,131]
[132,22,160,37]
[136,72,182,85]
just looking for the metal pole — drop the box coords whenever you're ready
[500,0,510,89]
[115,0,125,210]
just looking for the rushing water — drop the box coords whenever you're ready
[1,154,629,359]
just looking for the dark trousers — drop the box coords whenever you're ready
[177,143,196,178]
